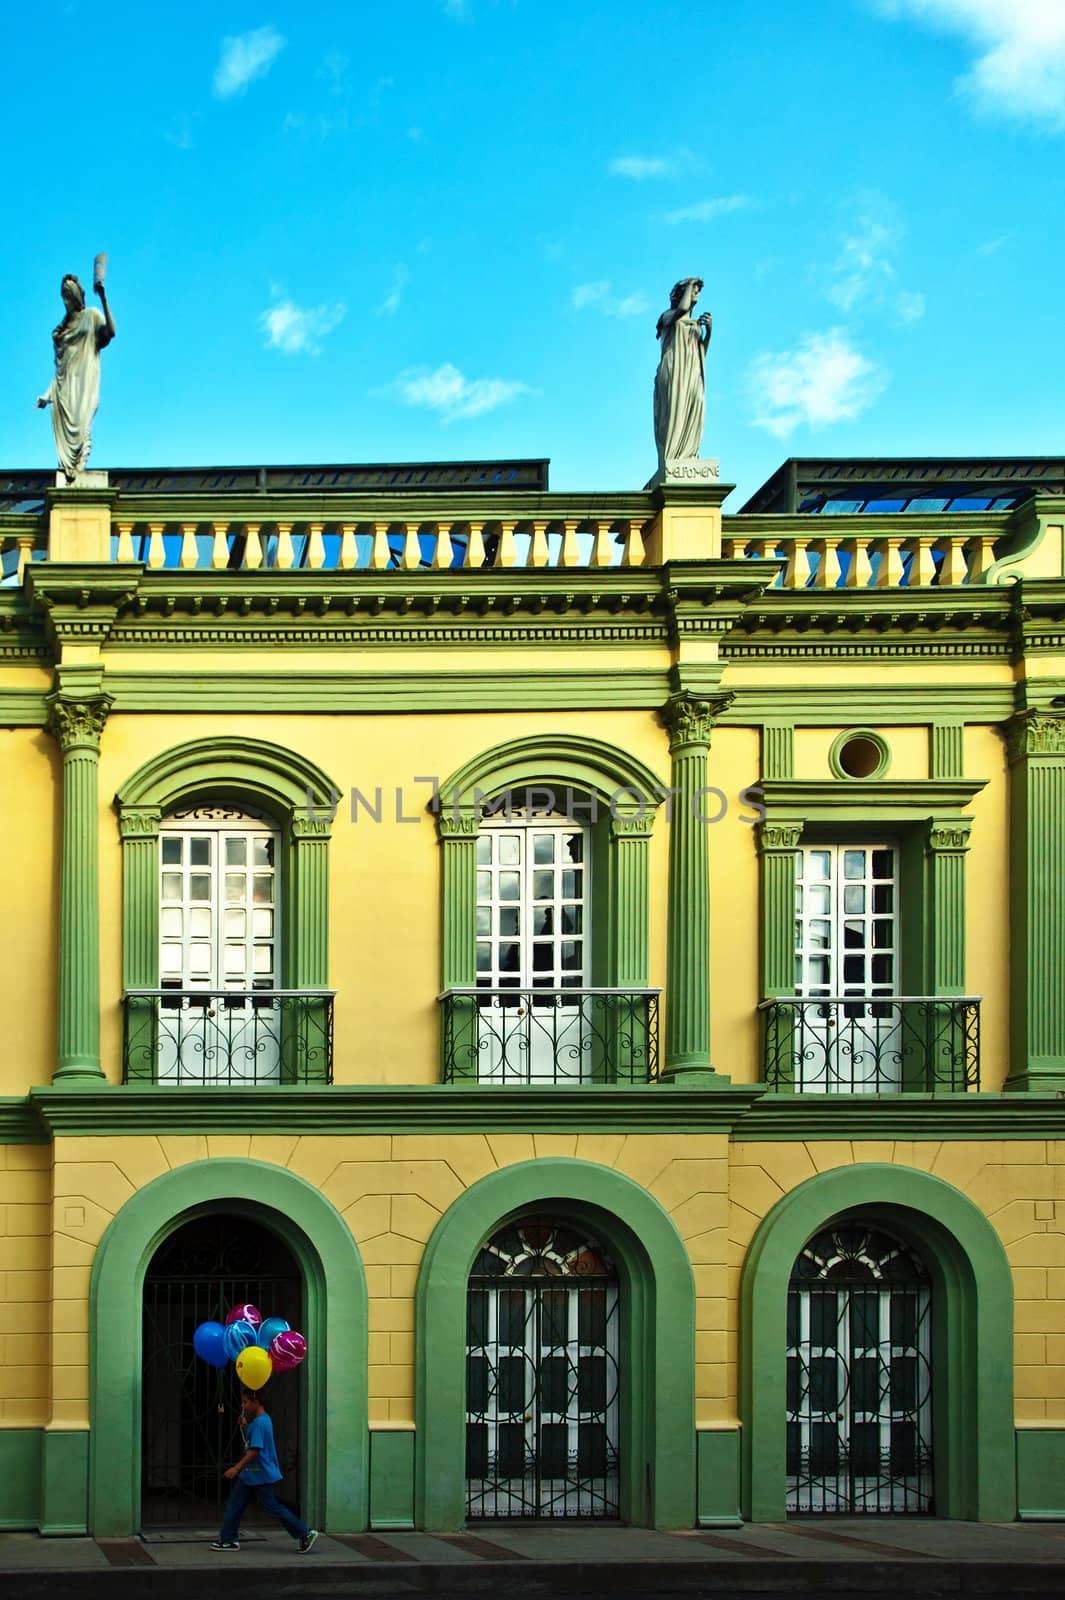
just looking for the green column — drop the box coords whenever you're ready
[118,807,161,988]
[47,692,113,1082]
[289,816,331,988]
[759,820,803,997]
[1006,711,1065,1090]
[608,812,654,988]
[438,810,479,1079]
[659,693,730,1083]
[927,818,971,995]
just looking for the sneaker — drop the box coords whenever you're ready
[299,1529,319,1553]
[209,1541,240,1551]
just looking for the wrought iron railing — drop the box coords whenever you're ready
[439,988,659,1084]
[761,996,980,1093]
[122,989,334,1085]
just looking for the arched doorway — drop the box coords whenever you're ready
[466,1216,620,1519]
[787,1222,933,1514]
[141,1213,303,1526]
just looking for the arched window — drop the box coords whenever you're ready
[466,1216,620,1519]
[787,1222,933,1514]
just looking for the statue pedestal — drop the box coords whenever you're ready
[644,458,720,491]
[54,471,110,490]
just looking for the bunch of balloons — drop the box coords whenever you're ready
[192,1302,307,1389]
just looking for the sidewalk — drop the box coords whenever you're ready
[1,1520,1063,1598]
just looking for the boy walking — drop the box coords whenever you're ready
[211,1390,318,1553]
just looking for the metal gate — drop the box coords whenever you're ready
[466,1218,620,1519]
[141,1214,302,1526]
[787,1223,933,1514]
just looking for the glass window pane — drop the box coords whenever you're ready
[476,943,491,972]
[533,870,553,901]
[253,874,273,904]
[225,837,247,866]
[476,870,491,900]
[561,941,582,970]
[161,872,182,901]
[253,945,272,973]
[189,837,211,866]
[533,907,554,935]
[872,848,894,878]
[190,907,212,938]
[498,872,520,902]
[564,833,583,863]
[810,884,831,913]
[252,908,274,937]
[533,833,555,864]
[872,953,893,984]
[843,884,865,914]
[190,875,211,901]
[224,909,246,938]
[225,873,245,903]
[161,838,182,864]
[253,837,274,867]
[498,834,520,866]
[476,836,490,865]
[873,883,894,914]
[561,870,580,899]
[810,850,831,879]
[476,907,491,936]
[498,943,520,972]
[561,906,582,935]
[844,850,865,879]
[499,907,520,935]
[160,908,183,938]
[532,943,552,971]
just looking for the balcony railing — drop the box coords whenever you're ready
[122,989,334,1085]
[760,995,980,1093]
[439,988,659,1084]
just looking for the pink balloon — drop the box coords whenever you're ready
[270,1330,307,1371]
[225,1303,262,1328]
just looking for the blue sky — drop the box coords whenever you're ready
[3,1,1063,501]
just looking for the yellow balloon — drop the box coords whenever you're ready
[236,1345,273,1388]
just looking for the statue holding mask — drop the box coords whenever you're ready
[37,254,115,483]
[652,276,718,482]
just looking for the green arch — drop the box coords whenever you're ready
[415,1158,696,1530]
[739,1163,1015,1522]
[438,732,664,816]
[89,1158,368,1536]
[114,734,338,819]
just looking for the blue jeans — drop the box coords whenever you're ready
[219,1477,309,1544]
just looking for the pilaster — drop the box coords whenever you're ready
[927,818,972,996]
[47,690,113,1081]
[289,815,332,988]
[758,820,803,997]
[658,692,733,1083]
[1005,711,1065,1089]
[608,812,655,988]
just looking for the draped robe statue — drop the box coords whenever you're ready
[653,277,712,470]
[37,272,115,482]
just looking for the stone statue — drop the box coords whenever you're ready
[653,277,712,472]
[36,261,115,483]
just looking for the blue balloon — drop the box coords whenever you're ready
[223,1319,258,1362]
[193,1321,229,1369]
[257,1316,291,1349]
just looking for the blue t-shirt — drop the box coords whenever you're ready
[239,1412,283,1485]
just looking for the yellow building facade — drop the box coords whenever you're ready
[0,455,1063,1534]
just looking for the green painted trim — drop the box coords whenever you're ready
[437,732,665,815]
[40,1430,89,1536]
[740,687,1015,721]
[114,735,338,816]
[696,1429,742,1527]
[29,1082,764,1137]
[0,1097,48,1143]
[415,1158,697,1530]
[105,670,673,713]
[1016,1428,1065,1520]
[739,1163,1015,1523]
[931,723,965,779]
[731,1091,1065,1138]
[827,728,891,781]
[761,724,794,781]
[758,821,802,1001]
[759,778,986,821]
[928,818,972,996]
[88,1157,368,1536]
[0,1429,42,1529]
[369,1430,415,1530]
[0,688,49,726]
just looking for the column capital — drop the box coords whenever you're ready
[1004,710,1065,764]
[436,809,479,840]
[659,691,734,754]
[290,814,333,840]
[758,819,804,853]
[117,805,162,840]
[46,691,114,754]
[928,817,973,853]
[610,812,657,841]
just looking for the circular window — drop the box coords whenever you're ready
[830,730,890,780]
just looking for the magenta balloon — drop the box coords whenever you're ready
[225,1303,262,1328]
[270,1330,307,1371]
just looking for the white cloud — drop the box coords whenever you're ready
[572,281,648,318]
[827,199,902,312]
[379,265,410,317]
[662,194,750,225]
[895,290,926,323]
[878,1,1065,128]
[214,25,286,98]
[609,155,672,178]
[392,362,530,420]
[259,297,346,355]
[749,329,888,438]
